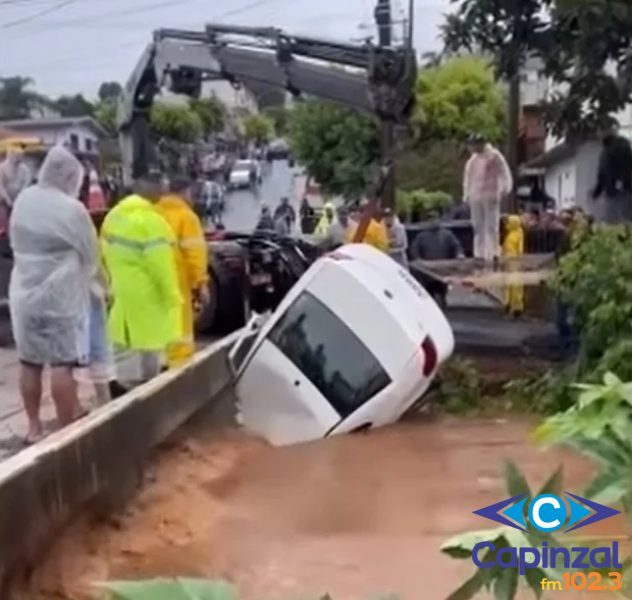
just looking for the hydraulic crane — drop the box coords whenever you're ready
[117,22,417,205]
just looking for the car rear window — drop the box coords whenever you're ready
[268,291,391,418]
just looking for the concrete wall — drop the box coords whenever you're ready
[0,333,240,596]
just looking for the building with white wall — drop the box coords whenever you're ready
[0,116,106,158]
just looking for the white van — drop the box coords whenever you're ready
[229,243,455,446]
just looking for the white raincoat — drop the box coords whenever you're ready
[0,149,32,208]
[463,144,513,261]
[9,146,98,366]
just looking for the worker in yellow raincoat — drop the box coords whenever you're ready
[157,176,209,367]
[345,202,389,252]
[502,214,525,317]
[314,201,336,236]
[101,171,182,389]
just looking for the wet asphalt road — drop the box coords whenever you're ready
[221,160,301,232]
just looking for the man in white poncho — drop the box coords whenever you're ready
[0,148,32,211]
[9,145,98,443]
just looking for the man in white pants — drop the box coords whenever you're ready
[463,134,513,262]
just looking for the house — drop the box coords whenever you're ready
[526,141,602,214]
[0,116,107,158]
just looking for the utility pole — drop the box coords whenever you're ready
[375,0,395,210]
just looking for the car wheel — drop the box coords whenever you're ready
[194,272,219,334]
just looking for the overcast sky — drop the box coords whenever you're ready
[0,0,448,99]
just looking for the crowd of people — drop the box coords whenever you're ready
[5,145,209,444]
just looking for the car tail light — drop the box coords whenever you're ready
[421,335,438,377]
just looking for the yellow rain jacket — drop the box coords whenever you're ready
[157,194,209,367]
[101,194,182,351]
[346,218,390,252]
[314,201,336,236]
[502,215,525,315]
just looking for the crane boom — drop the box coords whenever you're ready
[118,23,416,184]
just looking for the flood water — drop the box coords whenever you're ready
[18,416,626,600]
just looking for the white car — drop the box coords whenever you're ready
[229,243,455,446]
[228,159,260,189]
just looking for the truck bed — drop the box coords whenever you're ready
[410,253,555,289]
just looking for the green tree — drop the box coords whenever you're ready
[98,81,122,102]
[54,94,94,117]
[287,99,379,198]
[95,100,117,136]
[543,0,632,139]
[444,0,632,140]
[0,76,50,119]
[414,56,506,143]
[150,101,203,143]
[263,105,289,137]
[189,96,226,138]
[242,113,273,144]
[396,139,466,199]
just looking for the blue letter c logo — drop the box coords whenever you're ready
[529,494,566,532]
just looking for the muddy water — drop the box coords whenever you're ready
[19,417,626,600]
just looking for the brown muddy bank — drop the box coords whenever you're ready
[16,416,625,600]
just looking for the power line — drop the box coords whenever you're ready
[6,0,290,73]
[0,0,79,28]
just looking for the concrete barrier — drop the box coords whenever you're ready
[0,331,240,595]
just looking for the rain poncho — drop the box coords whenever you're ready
[157,193,209,367]
[385,216,409,267]
[9,146,98,365]
[0,149,32,208]
[463,144,512,261]
[101,194,182,351]
[346,218,389,252]
[502,215,525,315]
[314,202,336,236]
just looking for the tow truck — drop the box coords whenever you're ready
[116,23,416,333]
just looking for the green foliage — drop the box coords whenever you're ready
[396,139,467,199]
[101,578,237,600]
[150,101,203,144]
[54,93,94,117]
[442,461,563,600]
[0,76,51,119]
[287,99,379,199]
[414,56,505,143]
[263,105,289,137]
[395,188,452,221]
[98,81,122,102]
[242,113,274,143]
[95,100,118,137]
[536,372,632,511]
[101,579,398,600]
[189,97,226,138]
[552,225,632,381]
[444,0,632,138]
[432,358,482,414]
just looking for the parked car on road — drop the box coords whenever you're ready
[229,243,455,446]
[266,139,290,161]
[228,159,261,190]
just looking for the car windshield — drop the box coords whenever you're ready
[234,161,253,171]
[268,291,391,418]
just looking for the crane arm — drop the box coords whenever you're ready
[118,24,416,183]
